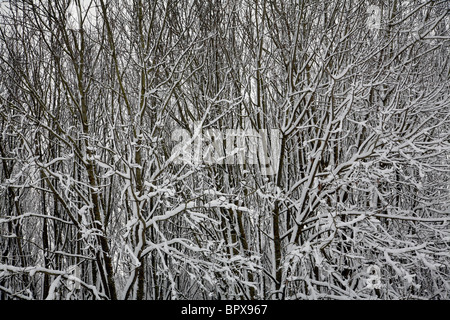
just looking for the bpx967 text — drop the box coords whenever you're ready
[225,305,267,315]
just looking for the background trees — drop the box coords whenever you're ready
[1,0,449,300]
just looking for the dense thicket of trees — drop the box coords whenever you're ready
[0,0,449,300]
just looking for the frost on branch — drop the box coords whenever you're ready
[0,0,449,300]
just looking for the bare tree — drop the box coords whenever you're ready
[1,0,449,300]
